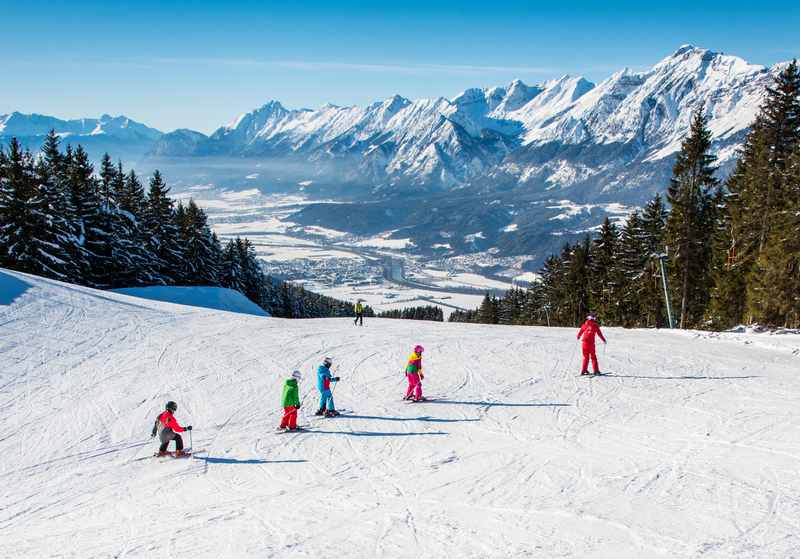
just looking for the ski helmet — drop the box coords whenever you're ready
[291,370,302,381]
[323,357,333,367]
[166,401,177,412]
[587,313,597,321]
[414,345,424,354]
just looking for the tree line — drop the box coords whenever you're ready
[451,62,800,330]
[0,133,368,319]
[378,305,444,322]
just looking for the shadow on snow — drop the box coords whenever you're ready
[603,373,759,380]
[422,400,572,408]
[202,457,308,465]
[343,414,481,424]
[304,430,448,437]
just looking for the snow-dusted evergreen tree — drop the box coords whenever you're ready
[236,237,263,304]
[0,139,73,280]
[220,238,244,293]
[664,110,719,329]
[176,199,221,285]
[65,144,110,285]
[638,194,668,327]
[33,132,81,282]
[589,218,621,323]
[143,170,182,284]
[616,212,647,327]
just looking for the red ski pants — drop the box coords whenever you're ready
[581,345,599,373]
[405,372,422,401]
[280,406,298,429]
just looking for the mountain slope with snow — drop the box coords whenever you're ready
[112,285,270,316]
[2,268,799,558]
[151,46,784,199]
[0,112,163,161]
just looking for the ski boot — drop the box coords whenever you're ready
[325,410,340,417]
[314,408,326,416]
[157,450,170,457]
[175,449,189,457]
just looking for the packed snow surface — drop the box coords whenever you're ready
[1,269,799,558]
[113,285,269,317]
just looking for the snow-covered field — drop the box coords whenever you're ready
[2,269,799,558]
[316,283,485,318]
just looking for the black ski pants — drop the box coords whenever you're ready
[159,428,184,453]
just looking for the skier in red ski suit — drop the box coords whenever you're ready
[577,314,606,375]
[151,401,192,456]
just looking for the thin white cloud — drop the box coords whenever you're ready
[151,56,559,76]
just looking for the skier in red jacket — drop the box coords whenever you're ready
[577,313,606,375]
[151,401,192,456]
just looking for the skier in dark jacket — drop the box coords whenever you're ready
[151,401,192,456]
[354,301,365,326]
[577,313,607,375]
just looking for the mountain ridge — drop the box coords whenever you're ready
[2,46,792,200]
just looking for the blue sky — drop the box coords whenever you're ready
[2,0,798,133]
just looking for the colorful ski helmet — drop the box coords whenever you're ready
[414,345,424,354]
[291,370,302,381]
[323,357,333,367]
[587,313,597,321]
[166,401,177,412]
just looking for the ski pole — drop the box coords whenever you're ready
[189,428,193,451]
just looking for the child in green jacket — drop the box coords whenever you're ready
[279,370,302,430]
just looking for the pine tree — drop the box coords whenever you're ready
[143,170,182,284]
[616,211,648,326]
[220,238,244,293]
[0,139,75,279]
[639,194,668,327]
[33,132,81,281]
[589,218,621,323]
[477,293,499,324]
[664,110,719,328]
[746,143,800,326]
[711,62,800,326]
[178,200,221,285]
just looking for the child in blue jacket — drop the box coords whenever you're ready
[315,357,341,417]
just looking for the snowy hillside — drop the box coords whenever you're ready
[2,268,799,558]
[151,46,784,197]
[113,285,269,316]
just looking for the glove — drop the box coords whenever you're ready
[186,425,193,431]
[333,376,341,382]
[150,428,157,438]
[419,372,425,380]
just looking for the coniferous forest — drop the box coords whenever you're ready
[451,62,800,330]
[0,132,369,319]
[378,305,445,322]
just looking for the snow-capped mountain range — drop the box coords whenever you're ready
[1,46,789,202]
[0,112,162,162]
[147,45,783,200]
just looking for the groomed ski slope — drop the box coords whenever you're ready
[1,269,799,559]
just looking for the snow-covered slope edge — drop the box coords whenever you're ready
[1,268,799,558]
[113,285,269,316]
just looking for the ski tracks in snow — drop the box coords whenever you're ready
[1,272,800,557]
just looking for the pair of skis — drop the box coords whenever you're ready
[276,409,353,433]
[148,448,204,460]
